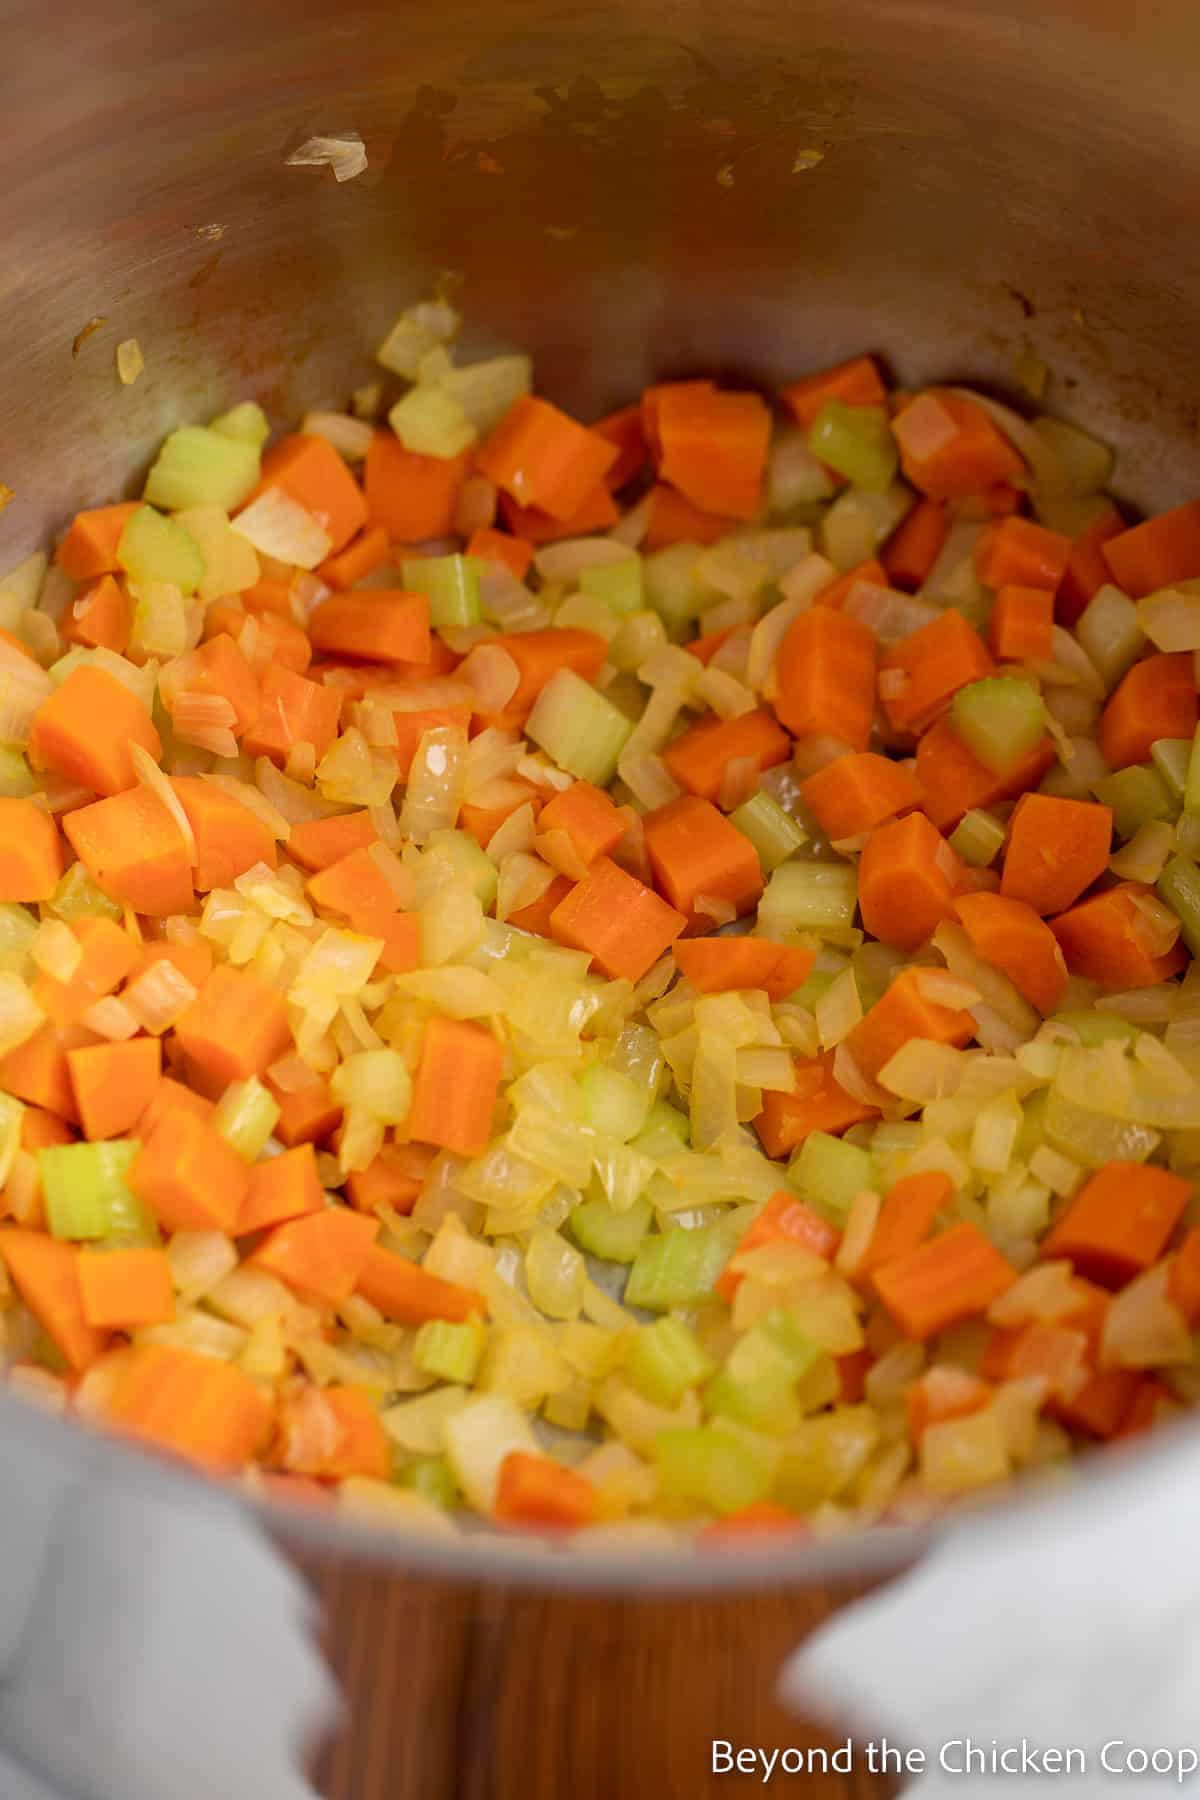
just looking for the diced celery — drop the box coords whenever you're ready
[0,747,36,798]
[948,808,1007,868]
[526,668,634,786]
[211,1078,281,1162]
[1185,724,1200,818]
[703,1366,802,1434]
[630,1099,691,1159]
[1076,585,1144,689]
[626,1316,716,1405]
[117,505,205,594]
[46,863,122,924]
[790,1130,876,1220]
[413,1318,484,1385]
[759,862,858,937]
[775,1406,880,1509]
[1152,738,1193,803]
[1158,854,1200,958]
[401,555,482,629]
[787,964,840,1012]
[950,677,1047,776]
[1050,1010,1138,1047]
[1091,764,1175,841]
[144,426,260,512]
[644,544,705,632]
[624,1224,735,1312]
[729,791,808,874]
[0,902,38,972]
[426,829,499,909]
[209,402,271,447]
[569,1195,653,1264]
[441,355,532,434]
[388,386,477,458]
[394,1453,459,1508]
[1043,1086,1160,1170]
[578,1066,650,1143]
[820,484,911,572]
[705,1309,822,1430]
[807,401,898,493]
[581,558,644,616]
[654,1426,773,1515]
[39,1141,155,1243]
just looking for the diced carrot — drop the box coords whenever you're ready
[308,590,430,665]
[1168,1227,1200,1326]
[106,1342,271,1471]
[549,855,685,981]
[1115,1379,1176,1439]
[780,356,887,429]
[673,937,815,1001]
[1097,651,1198,771]
[643,484,731,550]
[459,778,543,849]
[32,918,138,1029]
[952,891,1069,1014]
[205,603,313,676]
[714,1190,840,1303]
[130,1110,249,1232]
[238,1143,326,1235]
[407,1016,503,1158]
[55,502,140,582]
[882,499,949,592]
[136,1075,213,1139]
[878,608,995,736]
[78,1247,175,1329]
[392,703,474,779]
[872,1221,1017,1339]
[892,391,1023,500]
[1054,1367,1142,1440]
[536,781,626,865]
[62,786,194,917]
[465,525,534,582]
[508,873,574,937]
[836,1350,872,1404]
[498,482,619,544]
[28,665,160,796]
[0,798,62,902]
[350,908,421,976]
[173,633,261,736]
[256,433,368,554]
[975,516,1071,591]
[364,434,472,541]
[980,1319,1089,1396]
[494,1451,597,1530]
[1050,881,1187,988]
[699,1503,809,1542]
[0,1228,108,1373]
[174,963,292,1099]
[355,1242,486,1325]
[815,559,888,610]
[641,380,716,459]
[915,715,1055,833]
[844,966,976,1082]
[276,1384,390,1483]
[688,626,735,665]
[1056,504,1124,626]
[478,396,619,522]
[136,938,214,993]
[859,1171,951,1279]
[754,1052,879,1158]
[661,710,791,805]
[67,1037,162,1141]
[60,573,133,655]
[170,776,277,891]
[858,811,963,952]
[1042,1160,1191,1287]
[318,524,390,590]
[19,1106,75,1153]
[591,403,649,490]
[345,1141,432,1216]
[240,578,299,619]
[481,628,608,727]
[264,1070,341,1149]
[0,1022,94,1120]
[241,666,343,767]
[286,811,378,872]
[801,752,922,844]
[905,1366,992,1443]
[305,845,397,923]
[999,792,1113,916]
[250,1205,379,1304]
[988,584,1054,663]
[649,383,771,522]
[642,794,763,924]
[774,606,877,751]
[1101,498,1200,598]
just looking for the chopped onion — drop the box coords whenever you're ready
[947,387,1064,491]
[285,133,367,183]
[487,801,537,862]
[695,666,757,720]
[459,643,520,714]
[121,958,198,1034]
[233,488,332,569]
[496,851,555,922]
[131,741,198,864]
[1101,1262,1192,1370]
[717,753,762,812]
[817,966,863,1049]
[534,537,635,584]
[31,919,82,984]
[202,771,292,839]
[844,582,939,641]
[399,724,468,843]
[617,750,682,810]
[608,492,653,549]
[299,411,374,461]
[80,994,140,1040]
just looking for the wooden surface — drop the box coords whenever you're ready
[295,1551,901,1800]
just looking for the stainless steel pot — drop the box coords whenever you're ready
[3,0,1199,1600]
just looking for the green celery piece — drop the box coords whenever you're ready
[950,677,1047,776]
[0,748,37,798]
[1152,737,1193,803]
[807,401,898,493]
[46,863,122,923]
[624,1224,735,1312]
[211,1078,280,1162]
[143,426,260,513]
[569,1195,653,1264]
[393,1452,459,1507]
[821,485,911,572]
[948,807,1007,868]
[401,555,482,629]
[644,544,705,633]
[413,1318,483,1384]
[426,829,498,909]
[39,1141,154,1242]
[525,669,634,786]
[389,386,477,458]
[704,1368,802,1434]
[759,862,857,937]
[654,1426,774,1514]
[625,1315,716,1406]
[791,1129,876,1220]
[729,791,808,874]
[210,402,271,446]
[1050,1010,1139,1048]
[1185,723,1200,817]
[705,1308,822,1428]
[1043,1086,1159,1170]
[787,965,840,1013]
[581,559,644,616]
[629,1099,690,1159]
[1091,764,1175,841]
[578,1065,649,1142]
[1158,854,1200,958]
[117,505,205,594]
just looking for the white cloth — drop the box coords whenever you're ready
[0,1397,337,1800]
[782,1425,1200,1795]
